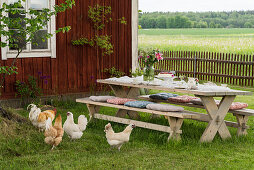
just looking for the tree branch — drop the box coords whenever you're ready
[0,48,22,89]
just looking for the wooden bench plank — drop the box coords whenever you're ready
[93,113,174,133]
[231,109,254,116]
[190,113,243,128]
[139,95,254,116]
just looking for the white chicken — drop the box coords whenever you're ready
[27,104,41,127]
[27,104,56,131]
[104,123,135,151]
[63,112,88,139]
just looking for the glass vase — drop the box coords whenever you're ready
[143,65,154,81]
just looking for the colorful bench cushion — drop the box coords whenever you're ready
[190,99,220,106]
[89,96,115,102]
[149,93,178,100]
[146,104,184,112]
[229,102,248,110]
[107,98,136,105]
[190,99,248,110]
[124,101,154,108]
[168,95,199,103]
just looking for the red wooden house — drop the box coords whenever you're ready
[0,0,139,99]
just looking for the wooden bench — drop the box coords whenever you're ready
[77,98,210,140]
[76,97,250,141]
[139,95,254,136]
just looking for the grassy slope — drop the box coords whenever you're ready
[138,28,254,55]
[1,86,254,169]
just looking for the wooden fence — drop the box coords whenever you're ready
[139,51,254,86]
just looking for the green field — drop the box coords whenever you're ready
[1,85,254,169]
[138,28,254,55]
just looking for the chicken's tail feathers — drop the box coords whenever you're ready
[78,115,88,132]
[45,117,52,131]
[27,104,36,110]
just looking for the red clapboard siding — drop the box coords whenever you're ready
[0,0,132,99]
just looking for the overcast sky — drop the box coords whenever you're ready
[139,0,254,12]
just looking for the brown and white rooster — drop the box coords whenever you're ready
[27,104,56,131]
[104,123,135,151]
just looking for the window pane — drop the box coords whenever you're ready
[9,12,26,29]
[31,13,48,30]
[8,0,25,8]
[30,0,48,9]
[9,30,27,50]
[8,0,19,3]
[32,30,48,49]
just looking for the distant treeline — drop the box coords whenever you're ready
[139,11,254,28]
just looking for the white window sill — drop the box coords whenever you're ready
[4,51,55,59]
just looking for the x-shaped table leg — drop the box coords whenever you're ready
[110,85,140,119]
[235,114,249,136]
[199,95,236,142]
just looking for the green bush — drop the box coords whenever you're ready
[15,76,42,104]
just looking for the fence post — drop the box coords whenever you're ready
[194,53,197,78]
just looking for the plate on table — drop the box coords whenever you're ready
[148,82,161,86]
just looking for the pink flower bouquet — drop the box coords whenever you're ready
[139,49,163,67]
[139,49,163,81]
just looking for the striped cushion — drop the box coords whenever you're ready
[107,98,136,105]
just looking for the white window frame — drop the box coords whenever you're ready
[132,0,138,71]
[0,0,56,60]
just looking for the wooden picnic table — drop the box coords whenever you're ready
[95,79,252,142]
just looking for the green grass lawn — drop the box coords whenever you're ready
[139,28,254,55]
[1,86,254,169]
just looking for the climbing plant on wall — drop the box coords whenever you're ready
[88,4,112,30]
[72,4,127,56]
